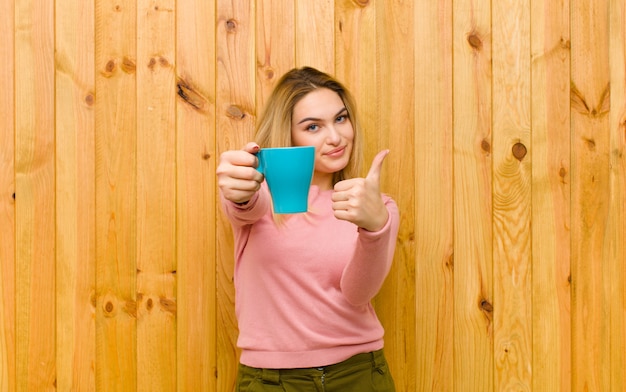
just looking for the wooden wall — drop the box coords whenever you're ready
[0,0,624,391]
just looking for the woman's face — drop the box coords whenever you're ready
[291,88,354,190]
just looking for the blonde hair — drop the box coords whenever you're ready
[255,67,363,185]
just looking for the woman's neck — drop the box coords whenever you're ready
[311,173,334,191]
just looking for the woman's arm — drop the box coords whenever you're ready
[339,197,400,306]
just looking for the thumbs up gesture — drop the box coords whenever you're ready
[331,150,390,231]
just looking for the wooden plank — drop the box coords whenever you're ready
[135,1,177,390]
[452,0,493,390]
[335,0,377,132]
[608,0,626,389]
[413,1,454,390]
[0,0,15,389]
[570,0,611,389]
[55,0,96,389]
[176,0,217,390]
[216,0,256,390]
[374,1,417,391]
[94,0,138,390]
[491,0,532,390]
[256,0,295,107]
[14,0,56,390]
[530,0,572,390]
[295,0,334,73]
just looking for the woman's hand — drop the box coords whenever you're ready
[217,142,265,204]
[331,150,390,231]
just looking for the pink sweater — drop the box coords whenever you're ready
[221,183,400,368]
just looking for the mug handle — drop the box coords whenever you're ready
[253,151,264,174]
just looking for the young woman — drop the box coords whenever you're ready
[217,67,399,391]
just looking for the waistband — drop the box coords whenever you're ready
[239,349,387,383]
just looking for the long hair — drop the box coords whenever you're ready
[255,67,363,185]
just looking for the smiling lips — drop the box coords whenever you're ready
[324,146,346,158]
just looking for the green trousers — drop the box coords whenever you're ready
[235,349,396,392]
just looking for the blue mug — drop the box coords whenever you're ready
[256,146,315,214]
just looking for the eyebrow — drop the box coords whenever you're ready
[296,107,348,125]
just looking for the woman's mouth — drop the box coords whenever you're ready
[324,146,346,158]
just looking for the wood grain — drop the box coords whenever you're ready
[216,0,256,390]
[335,0,377,136]
[14,0,56,390]
[414,1,454,391]
[492,1,533,390]
[296,0,334,72]
[452,0,494,390]
[176,0,217,390]
[135,1,177,391]
[94,1,138,390]
[374,1,417,391]
[530,0,572,390]
[570,0,611,390]
[55,0,96,389]
[256,0,295,107]
[0,0,15,389]
[608,0,626,389]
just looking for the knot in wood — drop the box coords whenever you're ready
[103,301,115,316]
[101,60,116,78]
[227,105,246,120]
[226,19,238,32]
[121,56,136,74]
[480,299,493,313]
[158,56,170,67]
[481,139,491,154]
[512,142,527,161]
[177,78,208,112]
[467,33,483,50]
[84,93,94,106]
[446,253,454,269]
[584,138,596,151]
[160,298,177,315]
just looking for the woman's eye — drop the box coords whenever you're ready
[336,115,348,123]
[306,124,320,132]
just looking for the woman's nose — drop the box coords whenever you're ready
[326,125,341,145]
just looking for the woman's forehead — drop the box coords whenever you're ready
[292,88,345,120]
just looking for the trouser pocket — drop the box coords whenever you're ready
[371,359,396,392]
[236,365,286,392]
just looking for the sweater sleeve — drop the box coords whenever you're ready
[339,197,400,306]
[219,183,271,226]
